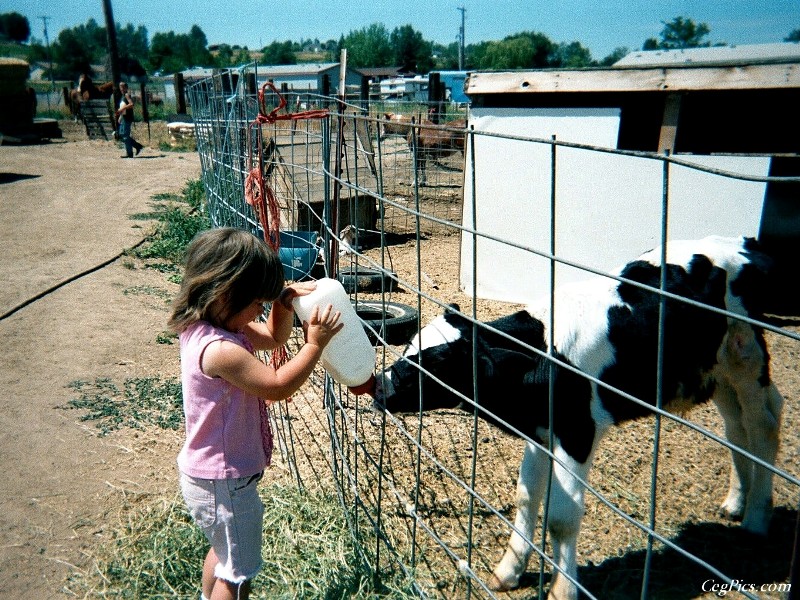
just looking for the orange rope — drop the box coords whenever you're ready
[244,81,329,251]
[254,80,329,125]
[244,82,329,375]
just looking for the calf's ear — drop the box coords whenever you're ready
[478,347,537,386]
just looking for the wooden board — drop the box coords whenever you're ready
[466,63,800,96]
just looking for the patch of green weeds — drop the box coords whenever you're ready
[122,285,172,302]
[181,179,206,211]
[129,179,210,264]
[156,331,177,345]
[143,261,179,274]
[151,192,181,201]
[64,376,183,436]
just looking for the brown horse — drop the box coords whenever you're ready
[406,119,467,184]
[68,74,114,118]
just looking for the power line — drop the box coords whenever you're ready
[457,6,466,70]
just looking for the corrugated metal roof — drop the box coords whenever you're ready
[257,63,340,76]
[181,67,215,79]
[614,42,800,68]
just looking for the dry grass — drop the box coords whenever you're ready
[64,480,417,599]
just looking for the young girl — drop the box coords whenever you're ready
[168,227,342,600]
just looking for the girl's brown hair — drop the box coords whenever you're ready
[168,227,285,332]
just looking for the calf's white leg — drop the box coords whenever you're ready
[488,441,550,591]
[544,447,591,600]
[714,322,784,534]
[489,442,592,600]
[713,380,750,521]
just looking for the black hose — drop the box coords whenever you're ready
[0,236,148,322]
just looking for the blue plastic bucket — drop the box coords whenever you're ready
[278,231,318,280]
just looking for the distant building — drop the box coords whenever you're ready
[435,70,470,103]
[380,75,428,101]
[358,67,404,83]
[251,63,362,94]
[179,67,216,82]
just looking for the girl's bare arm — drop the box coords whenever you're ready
[205,304,342,401]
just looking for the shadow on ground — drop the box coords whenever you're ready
[513,507,796,599]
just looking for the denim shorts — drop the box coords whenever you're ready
[180,471,264,584]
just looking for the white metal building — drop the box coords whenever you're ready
[460,44,800,310]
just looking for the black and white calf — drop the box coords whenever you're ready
[373,236,784,600]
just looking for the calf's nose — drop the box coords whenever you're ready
[348,373,377,397]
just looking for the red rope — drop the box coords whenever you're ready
[244,82,329,380]
[244,81,329,251]
[254,80,330,125]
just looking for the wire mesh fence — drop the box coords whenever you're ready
[187,67,799,599]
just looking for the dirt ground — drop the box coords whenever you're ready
[0,121,198,597]
[1,120,797,599]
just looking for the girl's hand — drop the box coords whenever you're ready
[303,304,343,349]
[277,281,317,310]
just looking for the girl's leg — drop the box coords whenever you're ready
[202,548,218,599]
[210,578,250,600]
[203,548,251,600]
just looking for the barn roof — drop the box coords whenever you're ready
[258,63,341,76]
[358,66,404,80]
[466,42,800,97]
[464,44,800,156]
[614,42,800,68]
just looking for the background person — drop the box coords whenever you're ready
[114,81,144,158]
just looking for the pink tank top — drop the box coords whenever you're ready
[177,321,272,479]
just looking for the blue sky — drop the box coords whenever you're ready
[8,0,800,61]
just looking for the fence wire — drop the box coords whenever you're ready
[187,67,799,600]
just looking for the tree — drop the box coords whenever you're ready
[187,25,211,65]
[0,11,30,43]
[550,41,593,67]
[214,44,252,68]
[648,16,711,50]
[786,28,800,42]
[51,26,97,79]
[390,24,433,73]
[149,25,212,74]
[642,37,659,50]
[116,23,149,64]
[114,23,149,78]
[432,41,460,70]
[338,23,393,68]
[47,18,149,80]
[476,32,553,70]
[599,46,630,66]
[261,40,296,65]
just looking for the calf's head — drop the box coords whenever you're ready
[373,306,546,421]
[374,306,471,413]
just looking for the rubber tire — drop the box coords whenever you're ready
[353,300,418,346]
[338,266,396,293]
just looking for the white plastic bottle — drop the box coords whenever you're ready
[292,278,376,394]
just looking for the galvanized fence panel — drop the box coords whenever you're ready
[187,67,799,600]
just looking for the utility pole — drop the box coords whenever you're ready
[457,6,466,71]
[38,15,54,110]
[102,0,121,106]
